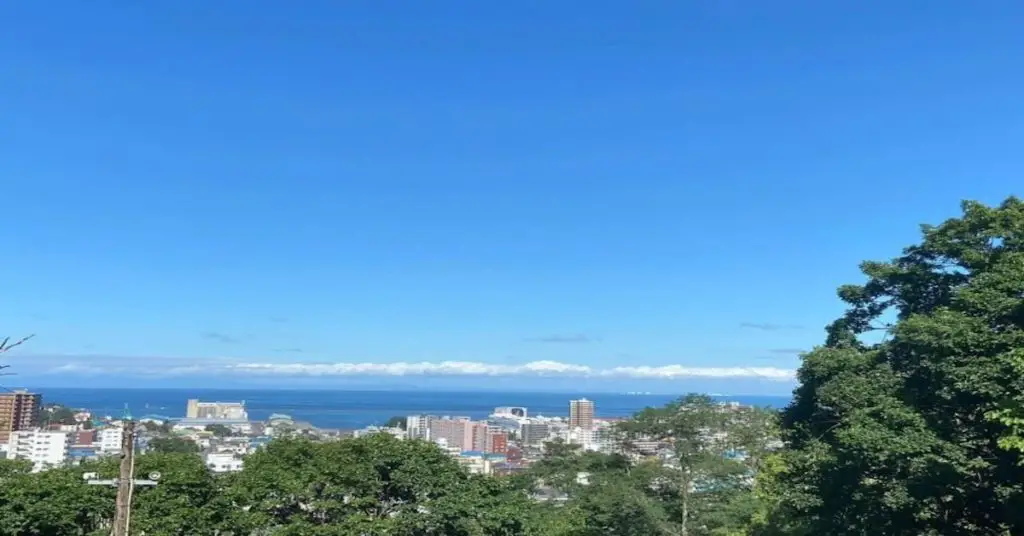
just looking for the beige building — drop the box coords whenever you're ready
[185,399,247,420]
[569,398,595,430]
[0,390,41,442]
[429,417,470,450]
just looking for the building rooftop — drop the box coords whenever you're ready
[175,418,249,426]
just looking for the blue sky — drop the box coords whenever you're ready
[1,1,1022,394]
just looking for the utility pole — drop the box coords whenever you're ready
[85,415,160,535]
[112,419,135,536]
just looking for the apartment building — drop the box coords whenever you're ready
[430,417,470,450]
[569,398,595,430]
[0,391,41,442]
[406,414,434,440]
[97,425,124,454]
[8,430,71,471]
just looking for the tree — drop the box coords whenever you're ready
[43,404,78,426]
[148,436,201,454]
[384,415,408,429]
[204,423,232,437]
[0,460,115,534]
[225,434,533,534]
[0,453,232,535]
[122,452,232,534]
[568,476,669,536]
[777,198,1024,535]
[617,394,776,536]
[527,439,630,494]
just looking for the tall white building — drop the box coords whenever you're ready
[406,415,434,440]
[97,426,124,454]
[8,430,71,471]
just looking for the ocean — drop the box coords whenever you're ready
[35,388,792,430]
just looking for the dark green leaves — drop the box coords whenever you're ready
[777,197,1024,535]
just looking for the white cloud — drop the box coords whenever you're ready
[38,357,795,381]
[224,360,795,381]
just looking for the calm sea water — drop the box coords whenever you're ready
[35,388,792,430]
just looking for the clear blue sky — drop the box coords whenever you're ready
[1,1,1022,393]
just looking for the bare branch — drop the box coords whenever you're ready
[0,334,35,354]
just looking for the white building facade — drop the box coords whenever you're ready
[8,430,71,471]
[204,452,244,473]
[97,426,124,454]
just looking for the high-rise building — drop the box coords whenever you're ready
[430,417,470,450]
[486,431,508,454]
[569,398,595,430]
[0,390,41,442]
[520,422,550,446]
[406,415,435,440]
[466,422,490,452]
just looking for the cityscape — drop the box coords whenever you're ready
[1,389,691,476]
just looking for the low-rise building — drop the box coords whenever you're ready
[204,452,243,473]
[353,426,406,440]
[97,426,124,454]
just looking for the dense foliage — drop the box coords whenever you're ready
[148,436,201,454]
[205,423,233,437]
[42,404,78,426]
[769,198,1024,535]
[385,415,409,429]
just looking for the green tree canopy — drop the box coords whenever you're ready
[43,404,78,426]
[617,394,777,536]
[204,423,232,437]
[226,434,534,534]
[384,415,408,429]
[148,436,201,454]
[775,198,1024,535]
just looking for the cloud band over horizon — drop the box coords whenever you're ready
[38,358,795,382]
